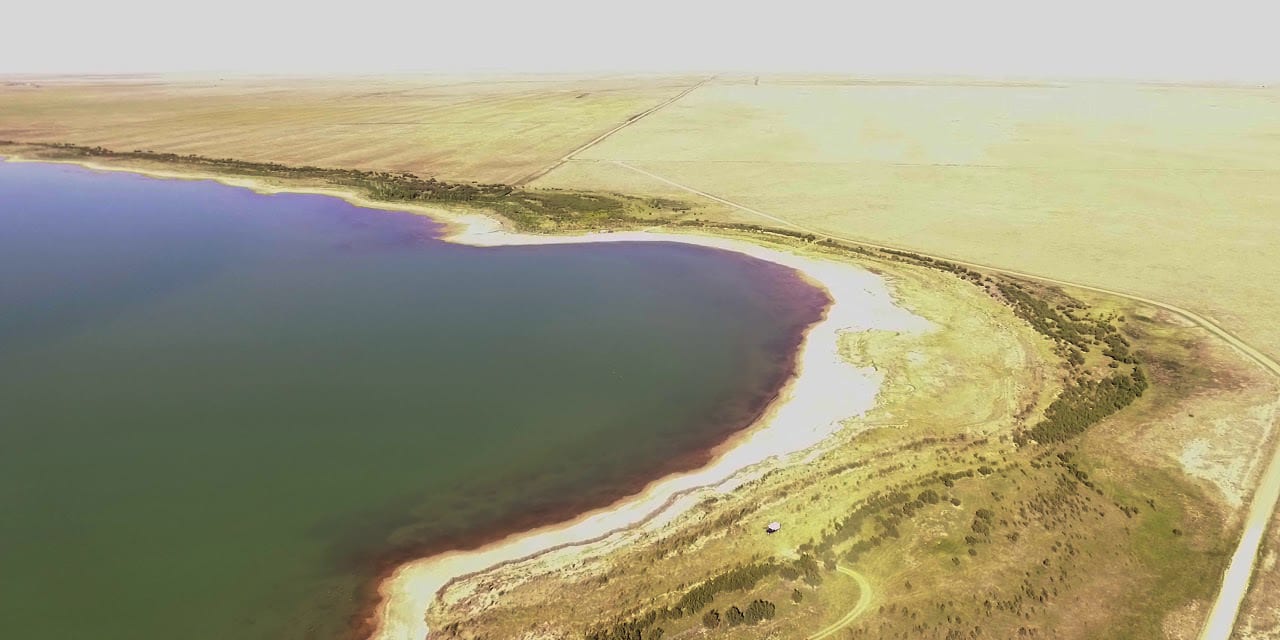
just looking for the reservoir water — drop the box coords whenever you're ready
[0,160,827,640]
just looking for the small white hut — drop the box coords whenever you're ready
[766,521,781,534]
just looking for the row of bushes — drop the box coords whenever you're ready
[879,248,984,283]
[1020,368,1148,444]
[701,599,777,628]
[584,562,777,640]
[4,141,650,231]
[995,281,1117,353]
[867,246,1150,445]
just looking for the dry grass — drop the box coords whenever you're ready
[0,74,702,183]
[533,76,1280,365]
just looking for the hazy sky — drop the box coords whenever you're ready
[5,0,1278,81]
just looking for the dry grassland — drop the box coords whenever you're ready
[0,74,702,183]
[534,76,1280,365]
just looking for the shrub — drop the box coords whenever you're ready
[725,606,746,626]
[701,610,720,629]
[744,599,777,623]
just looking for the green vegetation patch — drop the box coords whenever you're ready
[585,561,778,640]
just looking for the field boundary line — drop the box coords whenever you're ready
[512,76,713,186]
[610,159,1280,640]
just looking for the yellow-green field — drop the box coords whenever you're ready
[533,76,1280,366]
[0,74,703,183]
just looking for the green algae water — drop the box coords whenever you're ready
[0,161,827,640]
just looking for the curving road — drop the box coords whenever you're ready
[807,565,874,640]
[608,159,1280,640]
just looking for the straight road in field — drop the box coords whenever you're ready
[512,76,713,186]
[609,159,1280,640]
[807,565,873,640]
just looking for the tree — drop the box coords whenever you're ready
[725,606,745,626]
[744,599,777,623]
[701,610,721,629]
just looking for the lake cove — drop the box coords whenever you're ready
[0,160,828,640]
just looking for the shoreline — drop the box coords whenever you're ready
[373,219,929,639]
[0,153,930,640]
[339,253,826,640]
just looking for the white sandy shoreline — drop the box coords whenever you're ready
[0,154,930,640]
[373,219,929,639]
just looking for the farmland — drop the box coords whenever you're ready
[0,74,704,184]
[534,76,1280,365]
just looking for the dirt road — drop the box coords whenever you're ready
[807,565,874,640]
[511,77,712,186]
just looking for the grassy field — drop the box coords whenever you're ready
[426,235,1278,640]
[0,74,703,183]
[533,76,1280,366]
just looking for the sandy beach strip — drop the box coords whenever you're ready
[0,154,930,640]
